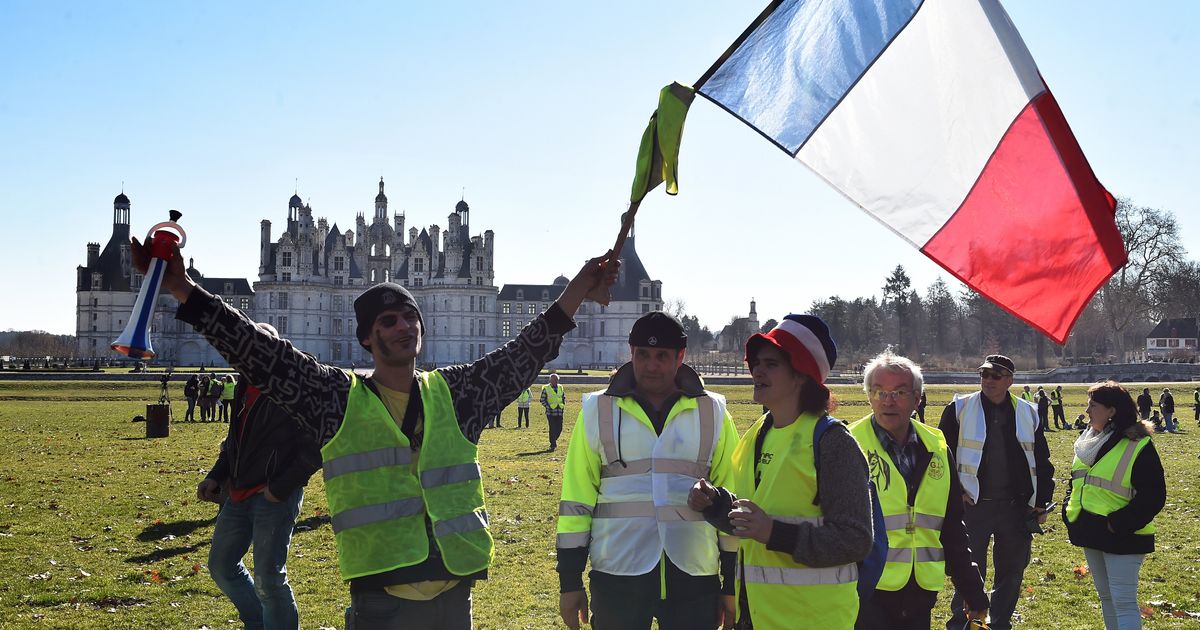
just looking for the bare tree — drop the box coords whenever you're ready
[1098,199,1184,357]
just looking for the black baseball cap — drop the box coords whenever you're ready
[628,312,687,349]
[978,354,1015,374]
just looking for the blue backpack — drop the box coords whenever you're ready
[812,415,888,601]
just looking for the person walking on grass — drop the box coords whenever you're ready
[516,387,533,428]
[542,373,567,451]
[1064,381,1165,630]
[557,312,740,630]
[132,234,618,630]
[938,354,1055,630]
[1136,388,1152,422]
[1159,388,1176,433]
[1037,386,1053,432]
[220,374,237,423]
[1051,385,1067,430]
[198,323,323,630]
[184,374,200,422]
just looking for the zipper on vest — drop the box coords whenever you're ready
[906,505,916,535]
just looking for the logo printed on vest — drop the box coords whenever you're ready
[868,450,892,491]
[927,455,944,480]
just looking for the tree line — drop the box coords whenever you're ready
[685,198,1197,370]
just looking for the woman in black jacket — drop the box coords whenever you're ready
[1062,381,1165,629]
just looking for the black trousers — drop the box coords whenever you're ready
[517,406,530,427]
[589,564,720,630]
[547,413,563,448]
[1052,405,1066,427]
[948,499,1031,630]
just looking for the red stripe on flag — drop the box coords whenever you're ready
[921,90,1125,344]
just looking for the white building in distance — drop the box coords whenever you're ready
[76,182,664,368]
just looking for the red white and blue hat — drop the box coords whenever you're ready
[745,314,838,386]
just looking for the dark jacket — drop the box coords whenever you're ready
[177,285,570,591]
[184,377,200,399]
[938,393,1055,509]
[1062,421,1165,555]
[1137,393,1153,416]
[206,379,322,500]
[1159,392,1175,414]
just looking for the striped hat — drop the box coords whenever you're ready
[745,314,838,386]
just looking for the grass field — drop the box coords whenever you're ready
[2,380,1199,629]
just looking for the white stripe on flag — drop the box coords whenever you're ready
[797,0,1044,247]
[774,319,830,380]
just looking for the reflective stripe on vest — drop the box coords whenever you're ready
[1066,436,1155,535]
[323,446,414,481]
[886,547,945,563]
[592,500,707,521]
[320,371,493,580]
[954,392,1039,506]
[742,563,858,586]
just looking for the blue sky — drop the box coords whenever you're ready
[1,1,1196,337]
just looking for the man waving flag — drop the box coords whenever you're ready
[631,0,1125,344]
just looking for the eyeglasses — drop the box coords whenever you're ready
[980,370,1011,380]
[870,389,912,402]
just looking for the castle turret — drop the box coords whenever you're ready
[374,177,388,222]
[259,220,272,275]
[86,242,100,267]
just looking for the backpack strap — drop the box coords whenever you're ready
[812,415,839,506]
[752,413,775,489]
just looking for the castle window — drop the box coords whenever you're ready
[414,258,425,273]
[479,319,486,336]
[642,303,650,313]
[92,313,97,321]
[333,343,342,360]
[278,316,288,334]
[476,256,483,271]
[655,303,662,311]
[240,297,250,310]
[478,343,485,358]
[334,319,343,335]
[282,272,291,282]
[335,276,343,286]
[526,303,535,315]
[470,320,475,336]
[370,269,377,282]
[516,290,524,300]
[480,297,487,311]
[641,286,648,297]
[600,321,606,336]
[281,252,293,267]
[502,320,511,336]
[92,298,97,307]
[502,302,510,314]
[91,273,102,290]
[278,293,289,309]
[334,256,345,271]
[333,296,343,311]
[475,277,482,286]
[414,277,423,287]
[383,269,390,282]
[470,296,476,312]
[542,290,549,300]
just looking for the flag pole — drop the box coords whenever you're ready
[610,200,640,262]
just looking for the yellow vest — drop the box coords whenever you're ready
[320,371,493,580]
[1066,435,1155,535]
[849,416,949,592]
[731,413,858,629]
[543,384,565,409]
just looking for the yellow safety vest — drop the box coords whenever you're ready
[849,416,949,592]
[320,371,493,580]
[1066,436,1155,535]
[517,389,532,406]
[543,384,565,409]
[731,413,858,629]
[220,380,236,401]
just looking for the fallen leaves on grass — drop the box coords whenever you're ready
[1073,564,1089,577]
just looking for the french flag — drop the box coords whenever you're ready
[695,0,1126,344]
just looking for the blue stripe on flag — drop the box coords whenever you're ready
[698,0,922,155]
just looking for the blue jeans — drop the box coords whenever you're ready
[1083,548,1145,629]
[1163,412,1176,432]
[209,488,303,630]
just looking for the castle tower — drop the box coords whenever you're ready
[374,177,387,222]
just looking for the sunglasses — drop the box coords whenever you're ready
[980,370,1011,380]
